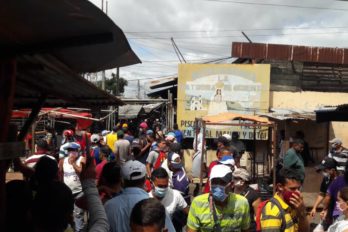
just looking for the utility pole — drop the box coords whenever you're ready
[137,79,141,99]
[115,67,119,124]
[171,37,186,63]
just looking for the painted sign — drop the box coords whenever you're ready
[177,64,270,139]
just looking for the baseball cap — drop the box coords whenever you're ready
[219,156,235,166]
[139,122,148,129]
[233,168,250,181]
[90,134,101,143]
[121,160,146,181]
[210,164,233,183]
[117,130,124,137]
[316,158,337,171]
[168,152,181,164]
[166,132,176,141]
[222,134,232,141]
[65,142,81,151]
[101,130,110,136]
[122,123,128,129]
[146,130,154,135]
[329,138,342,145]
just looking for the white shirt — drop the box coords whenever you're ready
[63,156,83,194]
[149,188,188,217]
[161,159,173,188]
[328,219,348,232]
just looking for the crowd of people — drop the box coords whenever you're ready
[6,118,348,232]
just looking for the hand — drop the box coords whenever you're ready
[79,153,96,181]
[320,209,327,220]
[310,208,316,218]
[289,191,306,217]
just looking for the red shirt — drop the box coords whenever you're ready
[96,160,107,182]
[203,160,219,193]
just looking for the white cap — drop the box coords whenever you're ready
[329,138,342,145]
[233,168,250,181]
[121,160,146,181]
[101,130,110,136]
[222,134,232,141]
[170,153,181,164]
[210,164,232,182]
[90,134,101,143]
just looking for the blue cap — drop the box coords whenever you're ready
[65,142,81,150]
[146,130,154,135]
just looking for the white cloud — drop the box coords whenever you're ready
[89,0,348,97]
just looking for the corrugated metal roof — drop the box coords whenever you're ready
[118,105,144,119]
[143,103,163,113]
[260,108,316,121]
[14,54,123,108]
[232,42,348,65]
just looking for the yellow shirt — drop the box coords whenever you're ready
[106,132,117,153]
[260,193,298,232]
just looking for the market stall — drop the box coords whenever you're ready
[195,112,277,193]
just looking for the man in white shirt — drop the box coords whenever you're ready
[149,167,189,231]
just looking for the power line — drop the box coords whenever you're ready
[128,31,348,40]
[125,26,348,34]
[204,0,348,11]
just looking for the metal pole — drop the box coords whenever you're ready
[199,120,206,193]
[272,123,277,194]
[115,67,119,123]
[137,79,140,99]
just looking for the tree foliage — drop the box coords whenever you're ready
[95,73,128,95]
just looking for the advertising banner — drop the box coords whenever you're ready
[177,64,270,140]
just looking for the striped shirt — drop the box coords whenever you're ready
[260,193,298,232]
[187,193,250,232]
[328,148,348,172]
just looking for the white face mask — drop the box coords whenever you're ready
[337,201,347,212]
[322,172,330,178]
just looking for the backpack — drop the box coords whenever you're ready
[255,197,287,232]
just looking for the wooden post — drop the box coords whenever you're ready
[0,59,16,229]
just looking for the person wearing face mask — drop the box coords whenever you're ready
[310,158,337,228]
[168,152,190,204]
[322,161,348,227]
[187,164,250,232]
[149,168,189,231]
[260,168,309,232]
[328,138,348,174]
[149,168,189,216]
[233,168,261,231]
[326,187,348,232]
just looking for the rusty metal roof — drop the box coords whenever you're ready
[232,42,348,65]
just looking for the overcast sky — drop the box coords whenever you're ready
[89,0,348,98]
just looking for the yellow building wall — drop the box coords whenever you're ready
[271,91,348,149]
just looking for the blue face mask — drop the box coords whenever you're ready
[154,186,168,198]
[172,162,183,169]
[211,185,228,202]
